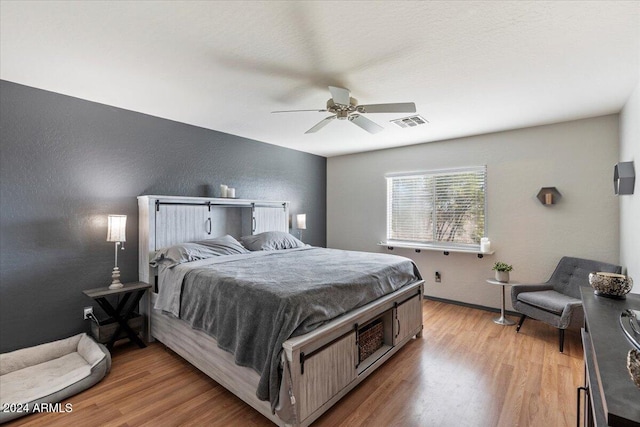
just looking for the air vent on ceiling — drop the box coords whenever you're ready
[391,115,429,128]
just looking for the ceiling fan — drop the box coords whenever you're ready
[272,86,416,134]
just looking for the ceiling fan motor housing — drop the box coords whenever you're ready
[326,97,358,119]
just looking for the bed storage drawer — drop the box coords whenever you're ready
[299,331,357,420]
[394,294,422,345]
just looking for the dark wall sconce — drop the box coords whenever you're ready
[537,187,561,205]
[614,161,635,195]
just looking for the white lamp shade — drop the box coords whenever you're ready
[107,215,127,242]
[296,214,307,230]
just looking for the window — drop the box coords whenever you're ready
[386,166,486,249]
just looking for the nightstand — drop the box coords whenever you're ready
[83,281,151,350]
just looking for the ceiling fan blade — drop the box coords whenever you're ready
[272,109,328,113]
[305,115,336,134]
[349,114,384,134]
[357,102,417,114]
[328,86,351,106]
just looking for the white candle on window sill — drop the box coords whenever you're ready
[227,188,236,198]
[480,237,491,253]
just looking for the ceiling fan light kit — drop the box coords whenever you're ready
[273,86,417,135]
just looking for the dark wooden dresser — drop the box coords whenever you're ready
[581,288,640,426]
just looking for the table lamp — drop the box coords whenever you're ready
[296,214,306,241]
[107,214,126,289]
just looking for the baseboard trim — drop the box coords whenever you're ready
[424,295,521,317]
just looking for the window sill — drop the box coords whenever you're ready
[378,241,494,258]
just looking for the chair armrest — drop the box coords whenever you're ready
[510,283,554,307]
[558,300,584,329]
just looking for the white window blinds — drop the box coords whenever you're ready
[386,166,486,248]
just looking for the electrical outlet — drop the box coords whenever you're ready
[83,306,93,320]
[435,272,441,283]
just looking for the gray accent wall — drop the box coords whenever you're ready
[0,80,326,353]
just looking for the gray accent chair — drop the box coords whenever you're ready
[511,256,621,352]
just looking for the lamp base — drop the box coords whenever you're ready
[109,267,123,290]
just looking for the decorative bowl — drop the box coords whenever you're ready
[628,349,640,389]
[589,272,633,299]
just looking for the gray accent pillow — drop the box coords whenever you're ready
[241,231,306,251]
[151,235,249,267]
[195,234,250,255]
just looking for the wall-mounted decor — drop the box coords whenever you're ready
[614,161,635,195]
[536,187,561,205]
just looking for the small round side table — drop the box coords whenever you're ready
[486,279,517,326]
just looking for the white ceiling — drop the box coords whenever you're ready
[1,1,639,157]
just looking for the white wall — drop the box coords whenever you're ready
[620,80,640,293]
[328,116,620,310]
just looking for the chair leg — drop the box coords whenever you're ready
[516,314,526,332]
[559,329,565,353]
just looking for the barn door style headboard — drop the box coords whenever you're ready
[137,195,289,285]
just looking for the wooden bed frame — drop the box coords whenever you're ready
[138,195,424,427]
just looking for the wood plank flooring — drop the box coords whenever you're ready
[7,300,583,427]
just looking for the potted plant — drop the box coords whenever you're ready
[492,261,513,283]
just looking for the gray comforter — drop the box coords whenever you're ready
[154,247,421,411]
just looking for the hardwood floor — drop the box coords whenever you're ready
[8,300,583,427]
